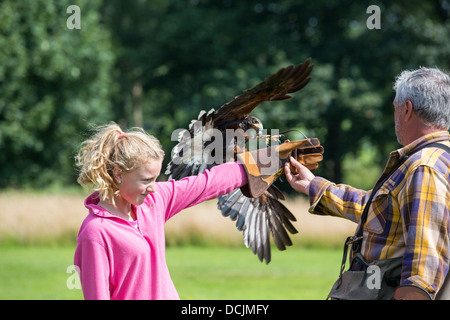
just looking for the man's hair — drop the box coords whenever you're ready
[394,67,450,129]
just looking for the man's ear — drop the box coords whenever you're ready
[403,100,414,122]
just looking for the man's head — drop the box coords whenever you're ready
[393,67,450,145]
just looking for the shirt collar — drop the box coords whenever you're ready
[84,191,114,218]
[395,131,450,159]
[84,191,141,221]
[380,131,450,179]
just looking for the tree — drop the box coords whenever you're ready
[252,0,450,181]
[0,0,115,187]
[100,0,449,183]
[1,0,448,189]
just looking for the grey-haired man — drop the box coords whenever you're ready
[286,67,450,300]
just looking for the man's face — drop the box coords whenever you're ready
[393,99,405,146]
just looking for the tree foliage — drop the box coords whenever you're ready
[0,0,114,187]
[0,0,448,188]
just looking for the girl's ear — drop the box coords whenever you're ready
[113,166,123,183]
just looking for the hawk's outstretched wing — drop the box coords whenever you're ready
[214,58,313,128]
[217,186,298,264]
[166,58,314,263]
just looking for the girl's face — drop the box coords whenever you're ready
[115,160,162,206]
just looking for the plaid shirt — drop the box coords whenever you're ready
[309,131,450,298]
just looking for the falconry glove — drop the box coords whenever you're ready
[238,138,324,198]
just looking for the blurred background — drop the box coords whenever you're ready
[0,0,448,299]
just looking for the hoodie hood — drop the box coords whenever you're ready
[84,191,118,218]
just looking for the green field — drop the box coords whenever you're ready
[0,245,342,300]
[0,192,354,300]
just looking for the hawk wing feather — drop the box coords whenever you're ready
[214,58,313,126]
[166,109,216,180]
[166,59,314,263]
[217,184,297,264]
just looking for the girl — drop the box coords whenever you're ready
[74,123,248,299]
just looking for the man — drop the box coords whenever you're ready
[285,67,450,300]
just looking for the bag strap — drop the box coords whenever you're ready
[335,142,450,290]
[349,154,411,252]
[351,142,450,254]
[335,152,412,288]
[335,142,450,286]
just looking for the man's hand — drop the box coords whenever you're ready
[393,286,431,300]
[284,156,315,195]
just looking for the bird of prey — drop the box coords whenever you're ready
[166,58,319,263]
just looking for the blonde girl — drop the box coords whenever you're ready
[74,122,248,300]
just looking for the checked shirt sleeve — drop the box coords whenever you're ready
[308,176,372,224]
[399,165,450,297]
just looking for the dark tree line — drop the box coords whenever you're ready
[0,0,448,189]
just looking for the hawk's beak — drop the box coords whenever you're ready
[247,122,264,140]
[253,123,263,135]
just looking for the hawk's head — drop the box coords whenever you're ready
[241,116,263,138]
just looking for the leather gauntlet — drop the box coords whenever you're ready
[238,138,324,198]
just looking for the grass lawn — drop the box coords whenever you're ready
[0,245,83,300]
[0,245,342,300]
[168,246,342,300]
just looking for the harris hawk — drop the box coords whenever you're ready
[165,58,324,263]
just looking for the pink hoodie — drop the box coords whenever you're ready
[74,162,247,300]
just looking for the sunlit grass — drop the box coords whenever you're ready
[0,191,354,300]
[0,245,342,300]
[167,246,343,300]
[0,245,83,300]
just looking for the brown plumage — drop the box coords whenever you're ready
[165,58,314,263]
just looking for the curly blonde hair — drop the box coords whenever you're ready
[75,122,165,204]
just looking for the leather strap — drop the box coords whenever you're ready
[351,142,450,254]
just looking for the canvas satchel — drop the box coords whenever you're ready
[328,253,403,300]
